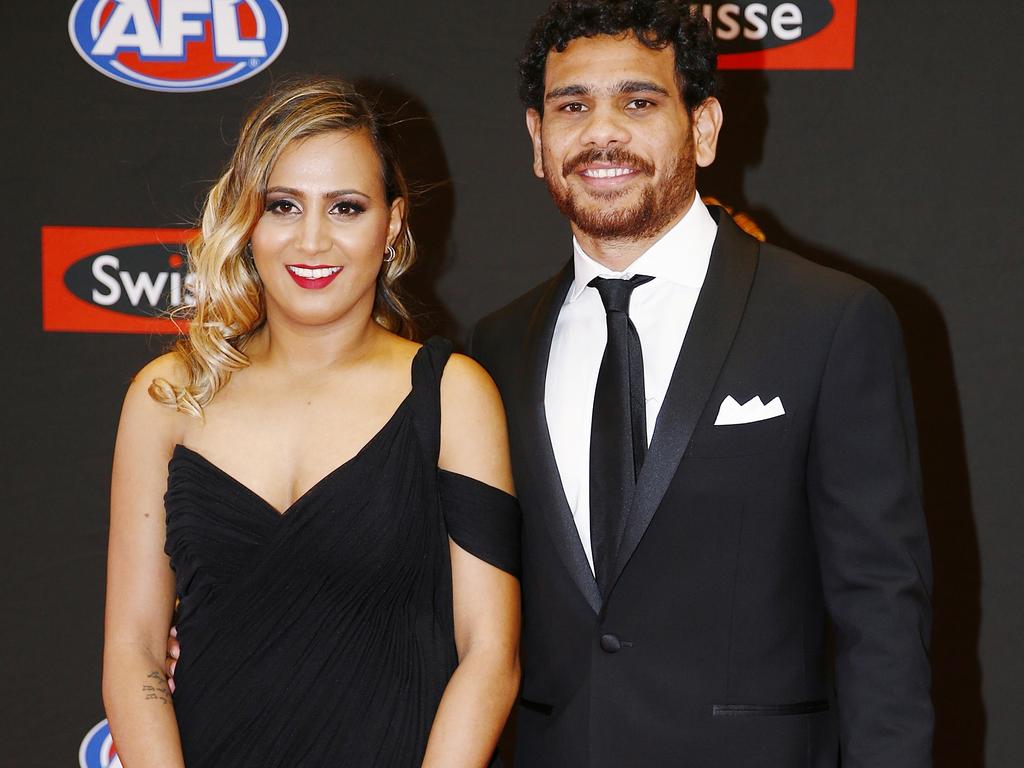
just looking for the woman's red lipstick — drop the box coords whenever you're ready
[286,264,343,289]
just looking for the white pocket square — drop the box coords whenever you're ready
[714,395,785,426]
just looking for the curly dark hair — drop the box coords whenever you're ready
[519,0,717,114]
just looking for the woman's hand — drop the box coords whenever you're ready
[165,626,179,693]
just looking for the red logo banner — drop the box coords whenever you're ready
[42,226,195,334]
[696,1,857,70]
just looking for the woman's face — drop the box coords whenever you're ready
[250,129,402,330]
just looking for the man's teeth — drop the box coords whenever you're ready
[288,266,342,279]
[582,167,634,178]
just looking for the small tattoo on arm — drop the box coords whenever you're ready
[143,670,170,703]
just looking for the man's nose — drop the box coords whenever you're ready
[579,103,631,148]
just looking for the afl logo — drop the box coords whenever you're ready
[79,719,122,768]
[68,0,289,93]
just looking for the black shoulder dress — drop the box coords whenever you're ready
[164,337,520,767]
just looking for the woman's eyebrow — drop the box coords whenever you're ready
[266,186,370,199]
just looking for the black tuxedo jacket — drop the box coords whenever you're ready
[468,210,933,768]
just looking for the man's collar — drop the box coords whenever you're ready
[568,193,718,303]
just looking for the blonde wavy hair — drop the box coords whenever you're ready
[150,76,417,417]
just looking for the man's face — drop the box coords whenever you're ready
[526,33,719,242]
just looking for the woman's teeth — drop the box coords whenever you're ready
[287,266,342,279]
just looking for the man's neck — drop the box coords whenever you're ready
[572,197,694,272]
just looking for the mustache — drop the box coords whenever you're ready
[562,148,655,178]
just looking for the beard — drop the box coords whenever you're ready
[543,140,696,242]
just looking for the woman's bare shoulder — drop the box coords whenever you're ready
[438,352,512,492]
[440,354,495,391]
[440,352,500,402]
[119,351,191,444]
[137,350,189,387]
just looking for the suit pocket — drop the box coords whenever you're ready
[712,700,829,717]
[685,416,789,458]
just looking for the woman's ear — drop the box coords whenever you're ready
[388,197,405,246]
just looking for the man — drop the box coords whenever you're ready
[467,1,933,766]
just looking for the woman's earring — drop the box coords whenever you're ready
[383,245,397,263]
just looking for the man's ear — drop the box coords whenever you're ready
[692,97,724,168]
[526,108,545,179]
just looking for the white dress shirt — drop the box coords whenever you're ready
[544,193,717,572]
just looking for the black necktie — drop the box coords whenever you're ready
[588,274,654,593]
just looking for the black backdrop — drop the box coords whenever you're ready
[2,2,1020,766]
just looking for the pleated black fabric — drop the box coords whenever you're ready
[164,337,520,767]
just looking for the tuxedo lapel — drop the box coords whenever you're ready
[518,261,603,614]
[606,211,760,598]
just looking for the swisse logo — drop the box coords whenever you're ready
[43,226,195,334]
[698,1,831,52]
[74,245,193,314]
[693,0,857,69]
[68,0,288,93]
[79,719,121,768]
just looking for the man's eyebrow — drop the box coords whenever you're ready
[544,84,592,102]
[544,81,671,102]
[616,80,670,96]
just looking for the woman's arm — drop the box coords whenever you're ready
[101,355,187,768]
[422,354,521,768]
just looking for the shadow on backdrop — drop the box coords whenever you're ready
[704,69,985,768]
[699,69,769,213]
[358,79,459,342]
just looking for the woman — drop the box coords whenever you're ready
[101,77,521,767]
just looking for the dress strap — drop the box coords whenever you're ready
[440,470,521,577]
[410,336,454,462]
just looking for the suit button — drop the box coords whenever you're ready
[600,633,622,653]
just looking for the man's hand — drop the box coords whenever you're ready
[165,625,179,693]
